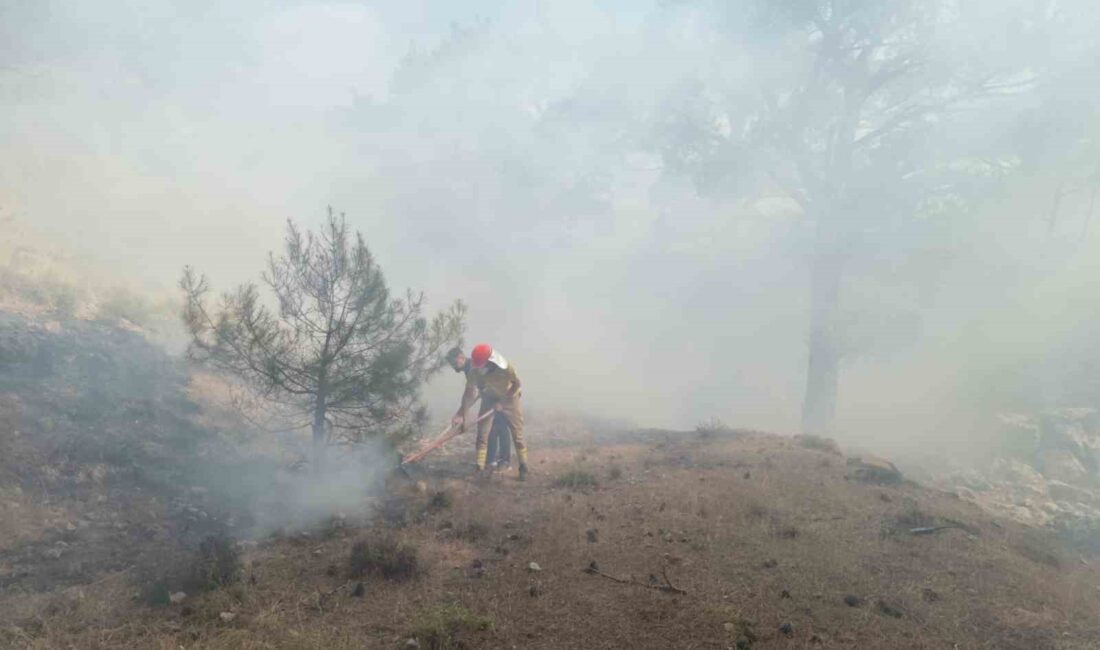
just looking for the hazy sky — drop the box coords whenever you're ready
[2,0,1098,450]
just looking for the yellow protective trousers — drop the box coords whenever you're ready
[476,397,527,469]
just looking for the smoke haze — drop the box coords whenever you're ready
[3,0,1099,459]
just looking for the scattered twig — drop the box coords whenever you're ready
[660,567,686,594]
[909,525,963,536]
[306,581,351,614]
[582,561,687,595]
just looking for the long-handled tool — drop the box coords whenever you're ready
[398,407,495,475]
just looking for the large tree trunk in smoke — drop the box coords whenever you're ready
[801,92,857,434]
[801,245,844,434]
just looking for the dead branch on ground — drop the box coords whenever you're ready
[582,561,687,595]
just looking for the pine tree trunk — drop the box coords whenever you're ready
[312,400,327,475]
[801,246,843,434]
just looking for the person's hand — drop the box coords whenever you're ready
[494,402,504,412]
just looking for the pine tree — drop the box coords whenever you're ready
[180,208,465,470]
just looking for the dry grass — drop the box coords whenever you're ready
[0,492,72,554]
[553,468,599,490]
[2,424,1100,649]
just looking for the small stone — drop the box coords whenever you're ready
[780,589,791,599]
[405,639,420,648]
[219,612,237,622]
[528,562,542,572]
[723,622,734,632]
[169,592,187,605]
[762,559,778,569]
[779,622,794,636]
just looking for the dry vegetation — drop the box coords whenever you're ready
[3,419,1100,649]
[0,218,177,329]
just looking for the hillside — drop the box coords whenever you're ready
[2,316,1100,649]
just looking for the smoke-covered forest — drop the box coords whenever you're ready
[2,1,1100,648]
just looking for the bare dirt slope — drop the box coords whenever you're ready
[4,420,1100,649]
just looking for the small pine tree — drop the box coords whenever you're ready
[180,208,465,469]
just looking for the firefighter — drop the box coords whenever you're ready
[455,343,529,480]
[446,346,511,469]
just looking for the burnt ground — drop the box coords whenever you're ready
[3,424,1100,649]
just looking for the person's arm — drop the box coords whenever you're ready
[453,375,478,426]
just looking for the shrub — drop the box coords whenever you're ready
[695,417,733,437]
[451,520,489,543]
[411,603,492,650]
[349,535,419,581]
[137,534,240,606]
[428,490,454,512]
[193,534,241,590]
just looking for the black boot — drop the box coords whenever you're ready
[518,463,529,482]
